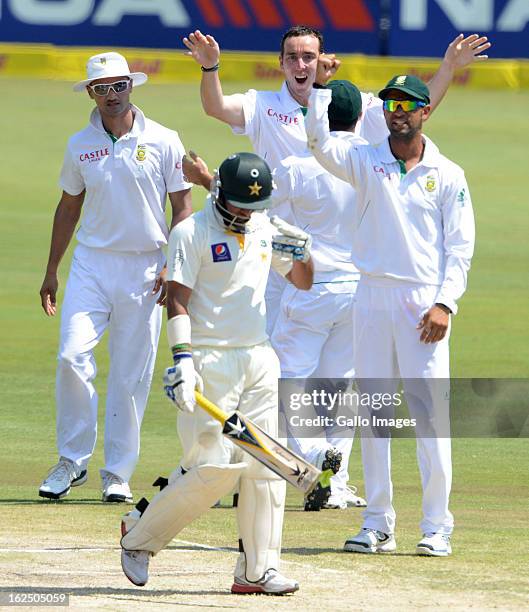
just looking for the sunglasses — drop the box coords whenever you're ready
[88,79,131,96]
[383,99,426,112]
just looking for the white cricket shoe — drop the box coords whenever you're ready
[39,457,87,500]
[341,485,367,507]
[121,549,151,586]
[101,471,133,503]
[416,533,452,557]
[304,447,342,511]
[344,528,396,554]
[232,569,299,595]
[324,485,367,509]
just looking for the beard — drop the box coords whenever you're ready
[388,116,423,142]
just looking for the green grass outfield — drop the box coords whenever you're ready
[1,78,528,608]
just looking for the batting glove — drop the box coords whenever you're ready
[271,215,312,263]
[163,357,203,413]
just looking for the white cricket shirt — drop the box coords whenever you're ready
[272,132,368,282]
[167,198,289,347]
[306,88,475,314]
[60,104,191,252]
[232,82,389,221]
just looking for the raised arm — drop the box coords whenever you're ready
[305,87,358,186]
[183,30,246,128]
[428,33,491,111]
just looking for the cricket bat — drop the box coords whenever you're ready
[195,391,330,495]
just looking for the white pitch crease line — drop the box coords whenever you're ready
[1,541,346,575]
[0,548,114,553]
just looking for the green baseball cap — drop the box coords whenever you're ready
[327,80,362,126]
[219,152,273,210]
[378,75,430,104]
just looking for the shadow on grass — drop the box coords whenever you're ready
[168,544,342,557]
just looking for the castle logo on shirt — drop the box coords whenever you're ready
[266,108,299,125]
[79,147,110,163]
[211,242,232,262]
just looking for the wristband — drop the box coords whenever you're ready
[167,314,192,361]
[435,303,452,314]
[201,63,219,72]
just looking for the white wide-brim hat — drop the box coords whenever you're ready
[73,52,148,92]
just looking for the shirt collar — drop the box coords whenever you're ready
[89,103,145,136]
[378,134,441,168]
[279,81,304,114]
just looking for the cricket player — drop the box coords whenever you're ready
[120,152,315,594]
[271,80,367,510]
[38,52,192,503]
[180,81,369,511]
[183,26,489,510]
[305,75,475,556]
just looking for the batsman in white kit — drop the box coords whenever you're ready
[120,152,314,594]
[38,52,192,503]
[306,75,475,556]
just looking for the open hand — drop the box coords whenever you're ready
[444,33,491,70]
[183,30,220,69]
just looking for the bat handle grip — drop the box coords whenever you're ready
[194,390,228,424]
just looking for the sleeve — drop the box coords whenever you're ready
[359,93,389,145]
[167,217,204,289]
[435,169,476,315]
[59,145,85,196]
[230,89,258,138]
[164,130,193,194]
[306,88,362,187]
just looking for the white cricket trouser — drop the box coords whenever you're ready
[354,278,453,536]
[56,244,164,482]
[177,342,286,581]
[177,342,281,469]
[271,280,357,496]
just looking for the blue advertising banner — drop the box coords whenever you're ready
[0,0,527,58]
[389,0,529,59]
[0,0,381,53]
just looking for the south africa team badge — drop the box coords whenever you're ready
[136,144,147,162]
[426,175,436,192]
[211,242,232,262]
